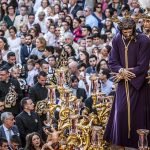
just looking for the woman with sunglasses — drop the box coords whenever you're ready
[92,2,105,30]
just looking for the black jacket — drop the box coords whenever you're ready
[0,60,7,68]
[29,83,48,104]
[15,111,42,146]
[0,78,23,115]
[76,87,87,102]
[20,44,35,65]
[69,4,83,17]
[0,125,20,141]
[2,63,14,70]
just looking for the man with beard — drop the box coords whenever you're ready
[143,16,150,38]
[20,34,35,65]
[103,18,150,149]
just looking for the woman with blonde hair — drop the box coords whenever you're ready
[18,23,29,37]
[30,37,46,59]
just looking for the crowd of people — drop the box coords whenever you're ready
[0,0,150,149]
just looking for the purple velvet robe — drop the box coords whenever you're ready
[103,33,150,148]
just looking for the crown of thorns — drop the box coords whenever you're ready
[118,17,136,30]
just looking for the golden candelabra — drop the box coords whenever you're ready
[36,65,114,149]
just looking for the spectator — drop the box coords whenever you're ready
[86,36,93,55]
[0,37,9,63]
[86,54,97,75]
[0,138,9,150]
[69,75,87,102]
[10,135,22,150]
[7,26,21,63]
[98,68,113,96]
[81,25,91,38]
[68,61,79,77]
[99,45,111,61]
[79,51,89,67]
[0,2,8,21]
[35,0,50,19]
[96,59,109,73]
[63,32,79,56]
[101,18,117,38]
[30,37,46,59]
[20,34,36,65]
[84,6,98,28]
[69,0,83,18]
[44,24,56,46]
[27,13,35,29]
[26,59,38,87]
[3,4,16,28]
[63,44,76,57]
[3,52,16,70]
[0,21,9,38]
[0,30,5,37]
[0,112,20,143]
[34,11,47,34]
[14,5,28,31]
[73,18,82,42]
[25,132,44,150]
[48,55,56,74]
[92,3,104,30]
[43,46,54,62]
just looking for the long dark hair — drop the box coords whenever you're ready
[65,15,73,31]
[25,132,44,150]
[33,24,42,37]
[118,18,136,38]
[9,0,18,9]
[79,51,89,65]
[0,36,9,50]
[96,59,108,73]
[0,2,8,20]
[103,18,114,31]
[64,44,76,57]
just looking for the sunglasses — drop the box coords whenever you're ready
[96,6,101,8]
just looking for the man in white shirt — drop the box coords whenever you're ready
[84,6,98,28]
[27,14,35,29]
[34,11,47,34]
[14,5,29,31]
[44,24,56,46]
[99,68,113,96]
